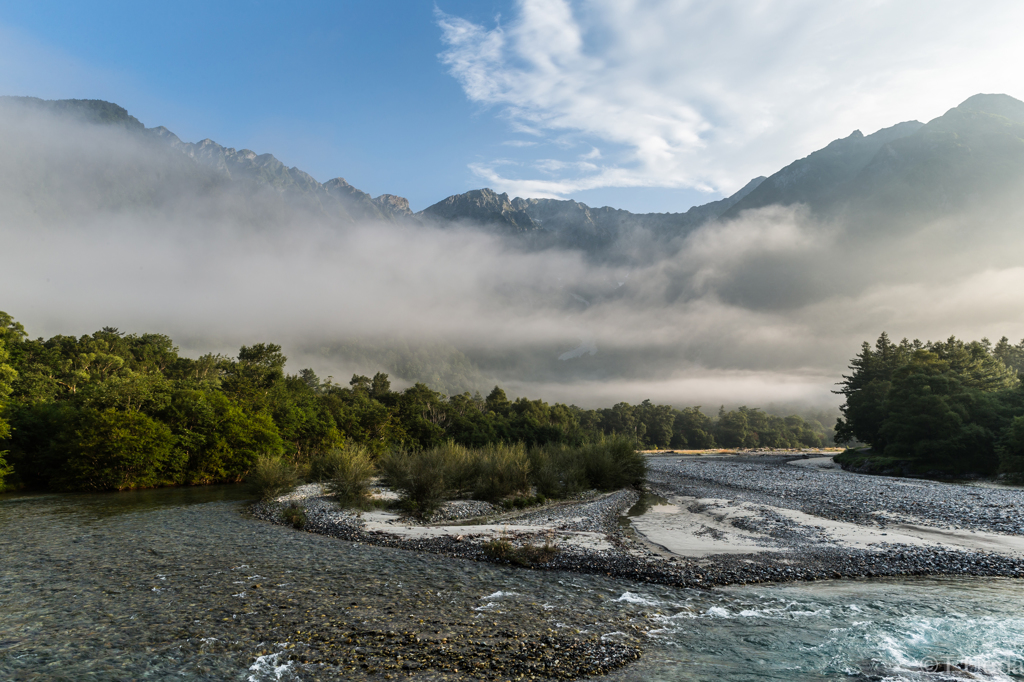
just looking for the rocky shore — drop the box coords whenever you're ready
[251,453,1024,592]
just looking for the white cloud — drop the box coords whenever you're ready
[438,0,1024,198]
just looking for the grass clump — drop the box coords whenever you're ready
[482,536,559,566]
[281,503,307,529]
[247,454,298,501]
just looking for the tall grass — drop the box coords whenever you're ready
[247,454,299,501]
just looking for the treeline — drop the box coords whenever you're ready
[835,332,1024,477]
[0,313,829,492]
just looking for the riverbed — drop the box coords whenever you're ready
[3,482,1024,680]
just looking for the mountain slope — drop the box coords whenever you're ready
[724,94,1024,220]
[0,96,411,228]
[850,94,1024,215]
[418,176,767,253]
[6,93,1024,253]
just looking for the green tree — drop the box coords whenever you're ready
[485,386,511,417]
[55,407,182,491]
[160,389,283,483]
[222,343,286,410]
[672,407,715,449]
[629,400,671,448]
[0,338,17,490]
[997,415,1024,481]
[835,333,921,447]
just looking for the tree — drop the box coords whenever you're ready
[223,343,286,409]
[55,408,182,491]
[994,337,1024,377]
[599,403,646,444]
[997,415,1024,481]
[485,386,511,417]
[369,372,392,402]
[834,333,919,447]
[0,339,17,490]
[635,399,674,448]
[672,407,715,449]
[160,389,285,483]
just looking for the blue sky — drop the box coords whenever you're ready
[2,1,1023,213]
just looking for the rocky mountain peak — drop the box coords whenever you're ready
[419,187,540,233]
[373,194,412,218]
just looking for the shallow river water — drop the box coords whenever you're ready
[2,487,1023,681]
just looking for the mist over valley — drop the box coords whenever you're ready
[3,93,1024,415]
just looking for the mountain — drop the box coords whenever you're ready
[0,96,146,130]
[416,177,766,254]
[418,188,540,233]
[849,93,1024,216]
[426,94,1024,245]
[723,94,1024,220]
[0,96,410,228]
[720,121,924,217]
[6,93,1024,249]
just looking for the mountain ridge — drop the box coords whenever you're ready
[4,92,1024,252]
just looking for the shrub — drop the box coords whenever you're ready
[308,448,343,482]
[281,503,307,529]
[248,454,298,501]
[482,537,515,561]
[326,446,376,506]
[378,441,475,516]
[528,436,645,498]
[500,493,546,510]
[472,442,531,502]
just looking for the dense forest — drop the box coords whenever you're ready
[0,312,829,493]
[835,332,1024,478]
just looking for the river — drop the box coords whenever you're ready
[2,486,1022,681]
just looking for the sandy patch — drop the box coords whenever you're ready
[629,494,1024,558]
[629,497,781,557]
[360,511,613,551]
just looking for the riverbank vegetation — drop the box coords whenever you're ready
[835,333,1024,478]
[374,438,645,515]
[0,311,829,492]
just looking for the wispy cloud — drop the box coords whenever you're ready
[438,0,1024,198]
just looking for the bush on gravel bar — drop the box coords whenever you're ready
[247,454,299,501]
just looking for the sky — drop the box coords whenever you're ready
[2,0,1022,214]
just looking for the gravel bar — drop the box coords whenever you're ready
[252,456,1024,594]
